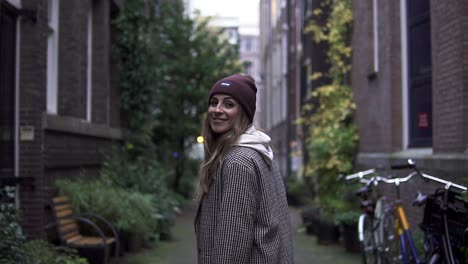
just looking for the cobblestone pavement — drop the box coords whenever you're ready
[119,203,362,264]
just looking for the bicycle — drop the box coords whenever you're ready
[388,160,468,264]
[344,160,468,264]
[343,169,390,264]
[376,168,425,264]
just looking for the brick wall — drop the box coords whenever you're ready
[352,0,386,153]
[431,0,468,153]
[16,0,123,238]
[19,0,48,237]
[352,1,404,154]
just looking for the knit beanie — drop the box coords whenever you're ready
[209,74,257,123]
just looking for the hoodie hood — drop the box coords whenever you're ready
[233,126,274,164]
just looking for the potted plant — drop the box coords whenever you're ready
[300,203,320,235]
[55,179,157,254]
[335,210,361,252]
[316,208,340,245]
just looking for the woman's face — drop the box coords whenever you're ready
[208,94,240,134]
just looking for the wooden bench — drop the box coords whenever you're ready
[52,196,120,264]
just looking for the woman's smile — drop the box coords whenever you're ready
[207,94,240,134]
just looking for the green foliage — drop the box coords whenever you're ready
[298,0,357,214]
[285,175,310,205]
[334,210,360,226]
[56,179,157,234]
[305,0,353,83]
[286,176,305,197]
[22,240,88,264]
[100,146,168,194]
[0,186,30,264]
[0,187,87,264]
[99,146,182,216]
[114,0,243,195]
[113,0,159,131]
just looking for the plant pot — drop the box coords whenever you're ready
[127,232,144,252]
[316,219,339,245]
[77,246,107,264]
[159,217,173,241]
[301,206,320,235]
[341,223,361,253]
[120,231,144,253]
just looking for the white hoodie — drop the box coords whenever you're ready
[233,126,274,165]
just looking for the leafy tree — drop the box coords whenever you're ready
[114,0,243,195]
[151,2,243,193]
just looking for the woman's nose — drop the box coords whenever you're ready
[214,104,223,113]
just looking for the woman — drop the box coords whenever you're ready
[194,73,294,264]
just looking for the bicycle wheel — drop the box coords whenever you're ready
[359,214,378,264]
[380,210,400,264]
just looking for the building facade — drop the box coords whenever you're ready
[259,0,290,176]
[259,0,328,177]
[239,33,263,128]
[352,1,468,221]
[0,0,123,238]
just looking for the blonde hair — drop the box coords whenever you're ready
[195,108,251,201]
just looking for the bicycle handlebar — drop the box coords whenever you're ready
[395,159,467,191]
[343,159,467,192]
[420,173,467,191]
[344,169,376,181]
[376,171,418,185]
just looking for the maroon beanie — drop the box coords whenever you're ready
[209,73,257,123]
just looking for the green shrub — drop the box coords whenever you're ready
[0,186,30,264]
[285,175,310,206]
[56,179,157,234]
[100,146,181,217]
[0,187,86,264]
[334,210,360,226]
[100,145,168,195]
[23,240,88,264]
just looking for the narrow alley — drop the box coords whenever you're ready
[119,203,361,264]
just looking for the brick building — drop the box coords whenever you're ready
[0,0,123,238]
[259,0,331,178]
[259,0,293,177]
[352,1,468,221]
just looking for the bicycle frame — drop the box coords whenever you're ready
[393,202,422,264]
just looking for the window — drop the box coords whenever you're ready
[0,2,18,178]
[46,0,59,114]
[244,38,252,51]
[406,0,432,147]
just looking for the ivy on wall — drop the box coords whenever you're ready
[298,0,358,213]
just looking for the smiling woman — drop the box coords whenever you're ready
[208,94,240,134]
[194,73,294,264]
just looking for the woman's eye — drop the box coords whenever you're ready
[209,101,218,107]
[224,101,235,108]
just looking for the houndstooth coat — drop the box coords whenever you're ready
[194,146,294,264]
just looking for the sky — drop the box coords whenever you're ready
[189,0,260,35]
